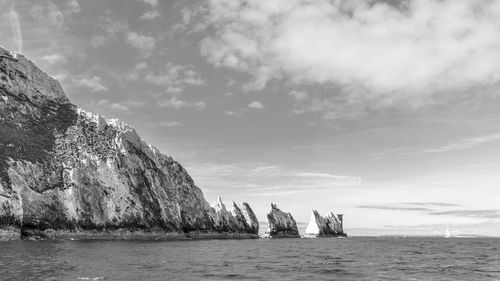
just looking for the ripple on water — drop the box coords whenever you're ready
[1,237,500,281]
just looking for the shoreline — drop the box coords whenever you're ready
[1,229,260,241]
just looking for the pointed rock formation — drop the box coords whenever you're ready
[263,203,299,238]
[304,210,347,238]
[203,196,259,238]
[241,202,259,234]
[0,46,258,240]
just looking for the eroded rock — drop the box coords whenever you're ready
[304,210,347,238]
[263,203,299,238]
[0,46,258,240]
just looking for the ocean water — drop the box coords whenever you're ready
[1,237,499,280]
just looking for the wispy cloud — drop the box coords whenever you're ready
[158,96,206,110]
[420,133,500,153]
[359,205,433,212]
[188,161,362,199]
[406,202,461,207]
[75,76,108,92]
[140,0,158,8]
[298,173,362,185]
[225,110,241,116]
[126,31,156,57]
[143,63,205,93]
[430,210,500,219]
[140,10,159,20]
[40,53,66,65]
[248,101,264,110]
[288,90,308,101]
[251,165,282,173]
[358,203,500,220]
[372,132,500,158]
[29,0,80,26]
[159,121,183,127]
[96,99,147,114]
[90,17,128,48]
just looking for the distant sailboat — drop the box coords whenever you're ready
[445,228,452,238]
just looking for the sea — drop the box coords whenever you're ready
[1,237,499,280]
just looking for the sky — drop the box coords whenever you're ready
[1,0,500,236]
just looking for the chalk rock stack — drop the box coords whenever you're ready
[304,210,347,237]
[206,196,259,237]
[262,203,300,238]
[0,46,258,240]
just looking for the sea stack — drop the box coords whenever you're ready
[304,210,347,238]
[0,46,258,240]
[199,196,259,238]
[262,203,300,238]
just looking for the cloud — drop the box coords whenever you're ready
[420,132,500,153]
[298,172,362,185]
[97,99,147,113]
[40,53,66,65]
[90,17,129,48]
[248,101,264,110]
[128,62,148,80]
[430,210,500,219]
[29,2,63,25]
[189,161,362,199]
[373,132,500,157]
[288,90,308,101]
[406,202,461,207]
[141,10,160,20]
[172,6,207,33]
[158,96,206,110]
[67,0,81,14]
[140,0,158,7]
[126,32,156,57]
[359,205,433,212]
[29,0,80,26]
[225,110,241,116]
[75,76,108,92]
[159,121,183,127]
[358,203,500,220]
[252,165,282,173]
[200,0,500,104]
[143,63,205,92]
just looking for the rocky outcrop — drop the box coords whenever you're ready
[203,196,259,237]
[304,210,347,238]
[0,47,258,240]
[241,202,259,234]
[262,203,299,238]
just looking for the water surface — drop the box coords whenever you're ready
[1,237,499,280]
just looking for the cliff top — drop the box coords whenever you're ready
[0,46,68,103]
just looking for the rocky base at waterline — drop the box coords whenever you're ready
[304,210,347,238]
[0,46,258,241]
[262,204,300,238]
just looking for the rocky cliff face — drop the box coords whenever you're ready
[263,203,299,238]
[304,210,347,237]
[0,47,258,240]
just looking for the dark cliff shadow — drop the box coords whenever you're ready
[0,87,77,187]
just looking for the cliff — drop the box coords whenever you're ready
[262,203,299,238]
[304,210,347,237]
[0,47,258,240]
